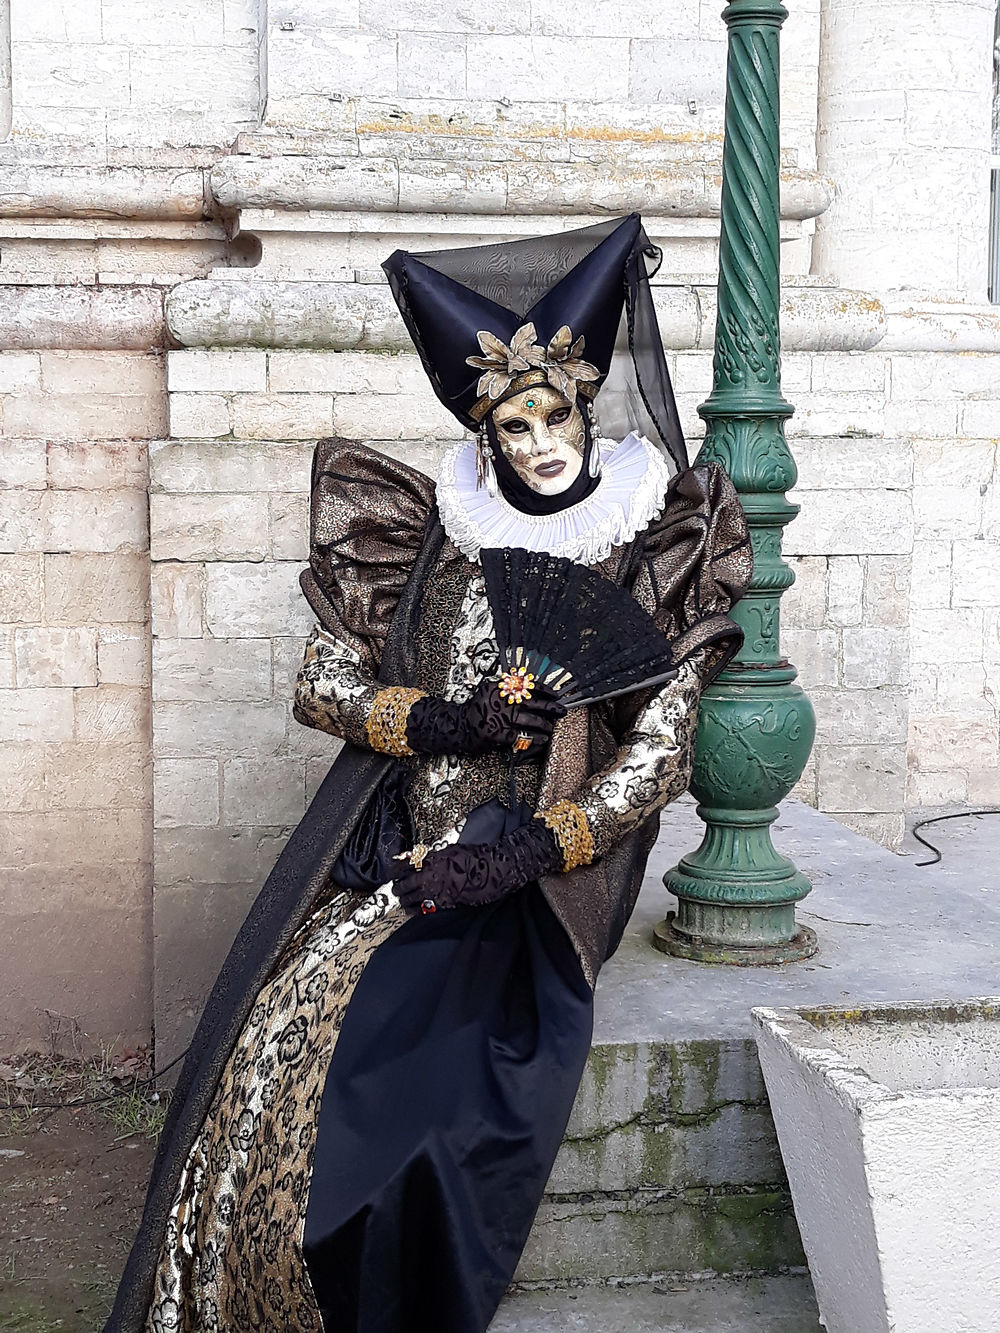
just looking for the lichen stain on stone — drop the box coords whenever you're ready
[564,126,724,148]
[357,115,565,141]
[583,1039,619,1102]
[356,115,723,151]
[531,1184,804,1277]
[669,1039,723,1115]
[831,295,883,317]
[802,998,1000,1028]
[695,1187,806,1273]
[558,1038,775,1193]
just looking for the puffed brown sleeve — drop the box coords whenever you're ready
[298,437,437,676]
[630,460,752,689]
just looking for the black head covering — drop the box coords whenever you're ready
[382,213,689,487]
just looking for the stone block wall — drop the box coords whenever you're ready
[814,0,996,299]
[3,330,998,1059]
[786,353,1000,839]
[901,360,1000,810]
[0,349,165,1055]
[148,348,470,1063]
[5,0,265,166]
[147,348,504,1059]
[264,0,820,170]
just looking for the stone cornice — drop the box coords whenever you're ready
[0,157,830,225]
[11,275,1000,356]
[879,300,1000,354]
[164,278,884,352]
[0,168,210,221]
[210,155,832,222]
[0,286,167,349]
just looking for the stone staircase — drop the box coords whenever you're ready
[494,1275,821,1331]
[517,1028,802,1285]
[489,794,1000,1327]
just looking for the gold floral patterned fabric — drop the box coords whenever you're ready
[145,887,404,1333]
[292,626,380,750]
[295,548,543,850]
[405,558,542,843]
[575,654,704,859]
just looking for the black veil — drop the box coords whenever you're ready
[383,214,688,474]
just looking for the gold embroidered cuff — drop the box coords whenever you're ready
[536,798,596,873]
[364,687,427,757]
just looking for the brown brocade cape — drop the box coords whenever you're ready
[104,438,751,1333]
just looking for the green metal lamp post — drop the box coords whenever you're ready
[654,0,818,964]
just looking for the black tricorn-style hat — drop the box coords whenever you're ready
[383,213,688,473]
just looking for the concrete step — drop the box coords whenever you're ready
[492,1274,822,1332]
[518,797,1000,1284]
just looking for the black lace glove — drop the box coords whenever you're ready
[393,821,562,914]
[405,679,566,760]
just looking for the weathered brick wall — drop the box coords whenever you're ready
[147,348,457,1065]
[0,0,269,1055]
[0,350,165,1055]
[8,330,997,1060]
[2,0,998,1067]
[814,0,996,300]
[784,351,1000,833]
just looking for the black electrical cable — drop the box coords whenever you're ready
[910,807,1000,867]
[4,1045,190,1112]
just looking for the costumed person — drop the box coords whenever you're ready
[104,212,752,1333]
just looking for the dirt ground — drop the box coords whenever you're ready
[0,1056,160,1333]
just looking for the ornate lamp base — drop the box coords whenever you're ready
[656,669,819,965]
[656,813,819,963]
[654,914,817,967]
[657,0,817,967]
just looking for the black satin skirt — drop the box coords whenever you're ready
[300,871,594,1333]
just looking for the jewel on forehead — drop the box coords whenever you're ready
[526,399,536,408]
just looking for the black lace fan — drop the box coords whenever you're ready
[479,547,678,708]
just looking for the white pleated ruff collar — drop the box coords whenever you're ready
[435,432,676,566]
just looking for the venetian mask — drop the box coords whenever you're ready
[490,385,586,496]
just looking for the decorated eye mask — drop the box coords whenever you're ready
[491,386,586,496]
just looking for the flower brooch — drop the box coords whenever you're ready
[466,322,599,404]
[499,668,537,753]
[498,667,536,705]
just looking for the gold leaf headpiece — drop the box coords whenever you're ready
[466,322,600,413]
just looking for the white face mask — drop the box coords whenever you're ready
[490,386,586,497]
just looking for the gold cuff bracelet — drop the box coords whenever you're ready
[364,687,427,757]
[536,799,596,873]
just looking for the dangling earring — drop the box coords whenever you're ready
[586,401,603,479]
[476,428,498,498]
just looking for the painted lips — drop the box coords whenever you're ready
[533,459,566,478]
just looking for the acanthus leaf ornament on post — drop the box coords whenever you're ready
[654,0,818,965]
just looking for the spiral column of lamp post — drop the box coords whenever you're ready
[655,0,818,965]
